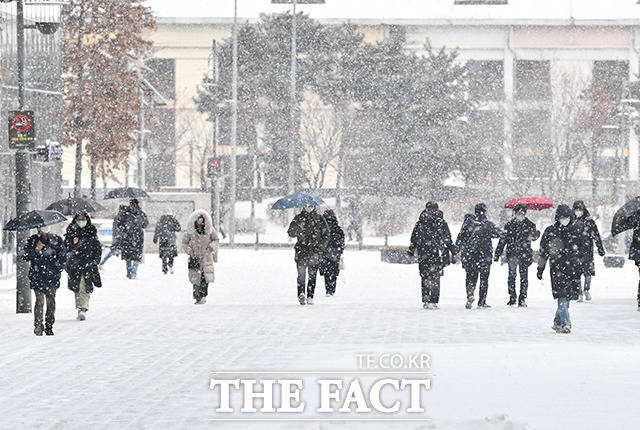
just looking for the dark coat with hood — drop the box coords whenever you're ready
[408,207,456,268]
[628,212,640,263]
[571,201,605,273]
[537,204,582,300]
[495,217,540,266]
[115,202,149,262]
[153,214,181,259]
[288,208,330,266]
[64,212,102,293]
[22,231,67,291]
[320,210,345,276]
[456,213,501,269]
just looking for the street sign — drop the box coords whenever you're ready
[207,158,220,177]
[8,110,36,149]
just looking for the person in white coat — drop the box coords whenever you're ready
[182,209,219,304]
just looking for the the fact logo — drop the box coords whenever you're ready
[209,354,432,422]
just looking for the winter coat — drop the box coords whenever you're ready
[182,209,219,285]
[538,205,582,300]
[154,215,181,259]
[287,209,330,267]
[116,206,148,262]
[572,208,605,272]
[455,213,501,269]
[22,233,67,291]
[320,210,345,276]
[64,215,102,293]
[408,208,456,269]
[494,217,540,266]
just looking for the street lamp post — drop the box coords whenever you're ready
[229,0,238,244]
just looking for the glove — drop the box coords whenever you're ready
[599,250,606,257]
[536,267,544,280]
[493,255,500,262]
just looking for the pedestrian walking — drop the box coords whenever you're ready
[408,202,457,309]
[537,204,583,333]
[494,203,540,307]
[64,212,102,321]
[99,205,125,270]
[182,209,219,304]
[456,203,502,309]
[153,213,181,274]
[319,209,345,297]
[572,200,606,302]
[287,206,329,305]
[117,199,148,279]
[22,227,67,336]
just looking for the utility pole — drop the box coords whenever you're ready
[229,0,238,244]
[137,82,146,190]
[288,0,297,196]
[210,39,221,232]
[15,0,32,313]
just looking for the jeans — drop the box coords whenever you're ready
[193,273,209,300]
[100,247,118,265]
[297,263,319,299]
[34,289,56,330]
[465,264,490,305]
[554,297,571,327]
[507,258,529,304]
[126,260,140,278]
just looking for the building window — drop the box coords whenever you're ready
[454,0,508,4]
[467,60,504,101]
[515,60,551,101]
[513,110,551,178]
[592,60,629,99]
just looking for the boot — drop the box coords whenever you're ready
[465,297,474,309]
[584,291,592,301]
[298,293,306,305]
[44,326,54,336]
[77,309,86,321]
[34,326,43,336]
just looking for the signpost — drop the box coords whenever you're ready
[8,110,36,149]
[207,157,220,177]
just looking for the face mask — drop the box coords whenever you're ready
[515,214,525,222]
[574,210,583,218]
[77,220,87,228]
[559,217,570,227]
[306,206,316,212]
[37,227,47,235]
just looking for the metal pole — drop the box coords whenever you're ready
[287,0,297,195]
[212,40,221,233]
[618,103,627,253]
[137,83,145,190]
[15,0,32,314]
[229,0,238,244]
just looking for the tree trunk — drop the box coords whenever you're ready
[90,162,96,200]
[73,139,82,197]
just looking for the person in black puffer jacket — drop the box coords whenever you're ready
[154,213,181,274]
[319,209,345,297]
[408,202,457,309]
[494,204,540,307]
[572,200,605,302]
[537,204,582,334]
[64,212,102,321]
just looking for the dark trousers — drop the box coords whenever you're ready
[507,258,529,304]
[162,255,174,273]
[419,261,441,304]
[323,261,339,295]
[637,265,640,305]
[466,264,490,305]
[193,273,209,300]
[34,289,56,329]
[297,263,318,299]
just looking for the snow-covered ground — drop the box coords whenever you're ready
[1,249,639,429]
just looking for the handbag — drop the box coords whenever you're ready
[188,256,200,270]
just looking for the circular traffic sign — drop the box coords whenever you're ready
[12,114,31,132]
[208,159,219,169]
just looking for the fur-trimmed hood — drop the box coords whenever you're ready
[187,209,214,234]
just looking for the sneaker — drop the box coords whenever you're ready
[560,325,571,334]
[507,299,517,307]
[34,326,43,336]
[478,303,492,309]
[552,325,562,332]
[423,302,431,309]
[306,297,314,305]
[585,291,592,301]
[170,267,174,274]
[430,303,439,310]
[465,297,474,309]
[518,301,527,308]
[200,297,207,305]
[298,294,306,305]
[44,327,54,336]
[326,293,332,297]
[577,295,584,303]
[77,310,86,321]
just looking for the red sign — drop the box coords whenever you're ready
[207,158,220,176]
[12,114,31,132]
[8,110,36,149]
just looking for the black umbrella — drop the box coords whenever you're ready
[46,196,106,216]
[612,196,640,236]
[3,210,67,231]
[104,187,150,200]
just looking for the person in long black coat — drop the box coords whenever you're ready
[408,202,457,309]
[572,200,605,302]
[153,213,181,274]
[456,203,502,309]
[494,204,540,307]
[100,205,126,269]
[65,212,102,321]
[117,199,149,279]
[287,206,330,305]
[624,212,640,311]
[23,227,67,336]
[319,209,345,297]
[537,204,582,334]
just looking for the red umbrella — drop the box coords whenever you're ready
[504,196,553,211]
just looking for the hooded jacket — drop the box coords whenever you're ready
[182,209,219,285]
[408,208,456,267]
[115,204,148,261]
[22,232,67,291]
[538,204,582,300]
[287,208,330,266]
[571,201,605,270]
[153,214,181,258]
[322,210,345,263]
[456,212,501,269]
[494,216,540,266]
[64,212,102,293]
